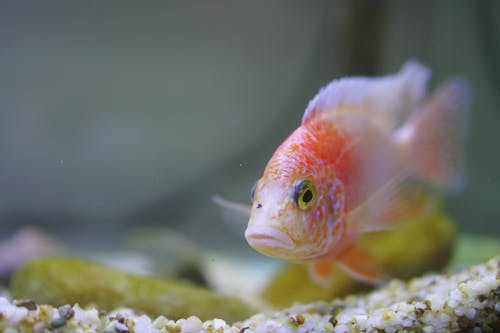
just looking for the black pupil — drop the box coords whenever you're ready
[302,189,313,203]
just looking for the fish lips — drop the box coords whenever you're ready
[245,226,296,256]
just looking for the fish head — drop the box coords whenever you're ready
[245,128,346,262]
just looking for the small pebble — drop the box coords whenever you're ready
[50,317,67,329]
[15,300,37,311]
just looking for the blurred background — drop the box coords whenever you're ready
[0,1,498,257]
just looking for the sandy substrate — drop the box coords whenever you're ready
[0,257,498,333]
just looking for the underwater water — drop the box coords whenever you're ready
[0,4,499,332]
[0,1,498,291]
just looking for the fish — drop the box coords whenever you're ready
[217,60,471,286]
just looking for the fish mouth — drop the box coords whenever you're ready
[245,226,296,254]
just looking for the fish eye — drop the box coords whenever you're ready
[293,179,316,210]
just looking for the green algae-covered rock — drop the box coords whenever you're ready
[3,258,498,333]
[10,257,256,322]
[262,208,456,307]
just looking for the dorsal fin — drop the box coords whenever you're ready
[347,169,437,234]
[302,60,431,128]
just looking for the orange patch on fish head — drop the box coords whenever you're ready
[245,123,348,262]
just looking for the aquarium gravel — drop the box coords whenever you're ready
[0,257,498,333]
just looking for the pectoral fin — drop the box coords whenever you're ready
[336,244,385,285]
[212,195,252,215]
[308,261,335,287]
[308,245,386,286]
[212,195,251,235]
[349,171,436,233]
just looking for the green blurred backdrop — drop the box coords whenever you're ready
[0,1,498,253]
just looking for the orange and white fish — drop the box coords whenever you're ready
[217,60,470,285]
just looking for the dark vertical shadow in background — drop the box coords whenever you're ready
[472,0,500,116]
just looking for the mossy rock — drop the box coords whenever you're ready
[10,257,256,322]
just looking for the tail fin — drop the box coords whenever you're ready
[411,77,472,193]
